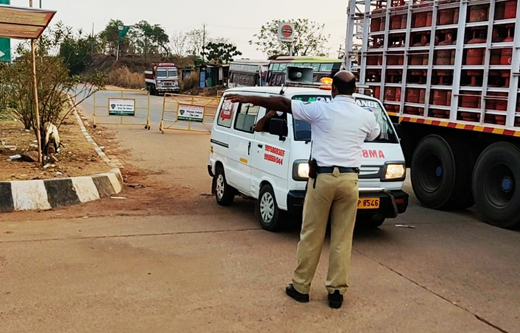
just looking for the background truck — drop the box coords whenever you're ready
[144,63,180,95]
[345,0,520,228]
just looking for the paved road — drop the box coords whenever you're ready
[1,93,519,332]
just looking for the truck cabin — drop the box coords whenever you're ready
[155,64,178,80]
[228,60,269,88]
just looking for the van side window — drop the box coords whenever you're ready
[234,103,259,133]
[217,100,235,128]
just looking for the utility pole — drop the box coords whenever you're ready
[116,25,123,61]
[202,23,207,62]
[29,0,42,164]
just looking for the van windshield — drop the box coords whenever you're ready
[291,95,398,143]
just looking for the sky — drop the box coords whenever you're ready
[9,0,349,59]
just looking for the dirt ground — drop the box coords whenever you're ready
[2,124,221,222]
[0,112,109,181]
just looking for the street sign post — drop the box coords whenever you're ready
[278,22,295,56]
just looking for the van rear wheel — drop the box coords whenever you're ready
[257,184,285,231]
[214,167,235,206]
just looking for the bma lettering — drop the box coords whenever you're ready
[362,150,385,159]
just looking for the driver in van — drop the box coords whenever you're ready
[253,110,285,133]
[225,71,380,309]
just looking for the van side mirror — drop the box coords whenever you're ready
[268,118,287,140]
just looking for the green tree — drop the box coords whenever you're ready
[99,19,125,54]
[130,20,170,59]
[250,19,330,56]
[60,29,102,75]
[0,25,105,161]
[203,42,242,64]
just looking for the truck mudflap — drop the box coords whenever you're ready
[287,188,408,218]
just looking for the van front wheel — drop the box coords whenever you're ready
[257,184,285,231]
[214,167,235,206]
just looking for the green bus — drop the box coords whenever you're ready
[266,56,343,86]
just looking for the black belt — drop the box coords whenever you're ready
[316,166,359,174]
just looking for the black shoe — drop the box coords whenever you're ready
[285,284,309,303]
[328,291,343,309]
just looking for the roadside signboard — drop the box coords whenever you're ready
[278,22,294,43]
[178,104,204,122]
[108,98,135,116]
[0,0,10,62]
[0,37,10,62]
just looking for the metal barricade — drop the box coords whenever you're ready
[160,93,220,133]
[93,90,151,129]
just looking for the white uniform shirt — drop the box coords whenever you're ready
[291,95,380,168]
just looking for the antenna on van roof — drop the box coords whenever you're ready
[279,84,287,96]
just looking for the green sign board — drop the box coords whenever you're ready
[118,26,131,45]
[0,0,10,62]
[0,38,11,62]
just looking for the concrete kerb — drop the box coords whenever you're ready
[0,98,123,213]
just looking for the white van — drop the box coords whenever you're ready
[208,86,409,231]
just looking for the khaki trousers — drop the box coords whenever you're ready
[292,169,359,295]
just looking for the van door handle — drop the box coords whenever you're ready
[258,144,263,148]
[248,142,251,155]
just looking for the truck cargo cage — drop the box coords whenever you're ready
[346,0,520,128]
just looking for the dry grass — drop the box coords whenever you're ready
[106,66,145,90]
[180,71,199,91]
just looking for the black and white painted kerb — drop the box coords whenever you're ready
[0,102,123,212]
[0,170,123,212]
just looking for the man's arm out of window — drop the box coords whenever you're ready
[254,110,277,132]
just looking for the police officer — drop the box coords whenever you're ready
[225,71,380,309]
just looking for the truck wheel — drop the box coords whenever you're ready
[472,142,520,228]
[411,135,473,210]
[214,167,235,206]
[257,184,285,231]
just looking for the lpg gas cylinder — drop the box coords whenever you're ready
[466,33,486,65]
[469,5,488,22]
[504,0,517,19]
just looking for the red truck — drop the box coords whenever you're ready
[144,63,180,95]
[345,0,520,229]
